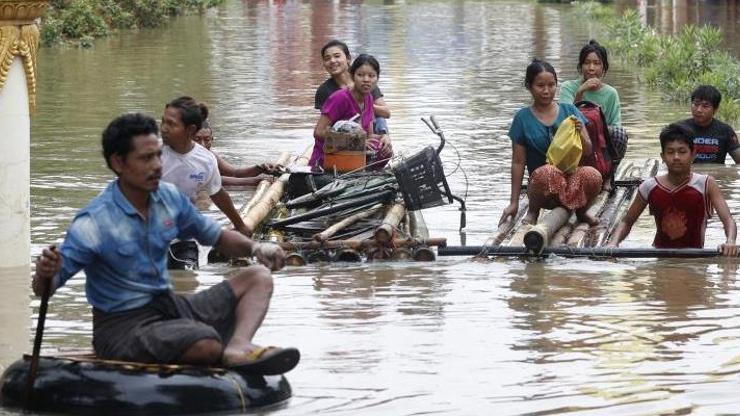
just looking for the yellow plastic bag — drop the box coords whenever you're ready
[546,115,582,174]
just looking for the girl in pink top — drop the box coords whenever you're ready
[312,54,393,169]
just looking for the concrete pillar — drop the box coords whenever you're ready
[0,58,31,268]
[0,0,50,367]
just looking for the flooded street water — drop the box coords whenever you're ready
[4,0,740,414]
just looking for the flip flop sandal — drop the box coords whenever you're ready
[227,346,300,375]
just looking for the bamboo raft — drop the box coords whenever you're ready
[211,117,463,265]
[476,158,660,258]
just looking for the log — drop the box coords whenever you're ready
[313,203,384,242]
[374,203,406,243]
[438,246,723,258]
[243,148,311,233]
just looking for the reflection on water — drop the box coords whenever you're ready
[9,0,740,415]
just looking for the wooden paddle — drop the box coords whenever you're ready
[25,248,54,409]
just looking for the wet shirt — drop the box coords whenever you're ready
[558,79,622,126]
[508,103,587,175]
[638,173,711,248]
[314,77,383,110]
[161,144,222,203]
[310,88,375,167]
[680,118,739,164]
[54,181,222,313]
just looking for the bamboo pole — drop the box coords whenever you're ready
[374,203,406,243]
[307,251,331,263]
[334,249,363,262]
[565,190,610,247]
[401,212,411,238]
[270,190,395,228]
[522,207,571,253]
[438,246,725,259]
[285,252,308,266]
[313,203,383,242]
[550,221,574,246]
[277,237,447,251]
[391,248,414,260]
[413,246,436,261]
[492,196,529,245]
[242,148,312,233]
[596,158,659,247]
[408,210,430,240]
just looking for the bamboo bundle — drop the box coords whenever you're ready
[374,203,406,243]
[239,152,291,218]
[277,237,447,252]
[582,161,638,247]
[242,148,312,233]
[312,203,384,242]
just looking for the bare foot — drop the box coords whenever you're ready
[522,210,539,225]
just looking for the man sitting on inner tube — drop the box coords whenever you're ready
[32,113,300,375]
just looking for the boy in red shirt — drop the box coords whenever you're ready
[608,123,737,256]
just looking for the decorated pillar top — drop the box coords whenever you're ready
[0,0,49,25]
[0,0,50,112]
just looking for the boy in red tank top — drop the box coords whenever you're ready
[608,123,738,256]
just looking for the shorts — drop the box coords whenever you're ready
[92,281,236,364]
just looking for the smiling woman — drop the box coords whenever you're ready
[312,53,393,171]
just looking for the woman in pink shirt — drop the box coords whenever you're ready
[312,54,393,170]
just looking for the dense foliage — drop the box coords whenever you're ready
[579,2,740,125]
[40,0,225,47]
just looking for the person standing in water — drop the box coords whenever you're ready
[193,120,282,187]
[608,123,737,256]
[160,96,253,236]
[678,85,740,164]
